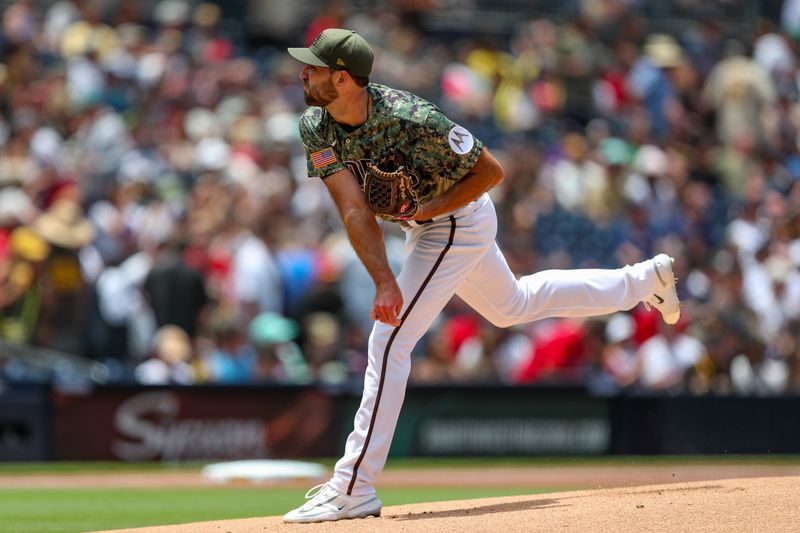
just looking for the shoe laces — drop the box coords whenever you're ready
[304,483,334,501]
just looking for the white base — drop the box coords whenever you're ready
[201,459,327,483]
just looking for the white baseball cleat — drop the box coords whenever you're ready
[645,253,681,325]
[282,483,382,523]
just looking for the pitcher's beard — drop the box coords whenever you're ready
[304,78,338,107]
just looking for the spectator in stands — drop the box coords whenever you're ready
[702,40,777,153]
[626,33,684,140]
[205,311,257,384]
[410,317,472,384]
[229,204,285,322]
[514,319,593,384]
[590,312,639,393]
[134,324,196,384]
[635,317,707,393]
[248,311,308,383]
[0,226,49,344]
[32,194,94,355]
[143,234,209,339]
[742,252,800,340]
[88,247,152,362]
[540,132,606,214]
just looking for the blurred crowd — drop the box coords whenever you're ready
[3,0,800,395]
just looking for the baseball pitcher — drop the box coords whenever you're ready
[283,28,680,523]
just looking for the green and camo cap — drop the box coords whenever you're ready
[288,28,374,78]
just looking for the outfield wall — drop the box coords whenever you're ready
[2,385,799,461]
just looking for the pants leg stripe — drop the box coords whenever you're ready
[346,215,457,495]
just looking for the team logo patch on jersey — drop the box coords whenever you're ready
[448,125,475,155]
[311,147,337,169]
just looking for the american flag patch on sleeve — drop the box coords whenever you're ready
[310,147,337,169]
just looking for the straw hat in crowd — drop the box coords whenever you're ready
[644,34,684,69]
[33,198,95,249]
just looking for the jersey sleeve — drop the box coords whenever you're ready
[299,110,346,179]
[413,107,484,182]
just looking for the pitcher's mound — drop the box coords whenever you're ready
[96,476,799,533]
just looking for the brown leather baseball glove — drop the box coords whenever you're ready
[363,154,419,220]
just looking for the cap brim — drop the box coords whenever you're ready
[287,47,329,68]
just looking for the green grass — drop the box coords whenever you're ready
[0,486,542,533]
[2,455,800,475]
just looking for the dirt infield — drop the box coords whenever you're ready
[93,476,800,533]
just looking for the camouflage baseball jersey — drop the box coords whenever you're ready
[299,84,484,217]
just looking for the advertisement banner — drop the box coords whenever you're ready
[390,386,611,456]
[53,386,339,461]
[417,417,610,455]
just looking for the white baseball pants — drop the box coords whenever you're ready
[329,194,660,496]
